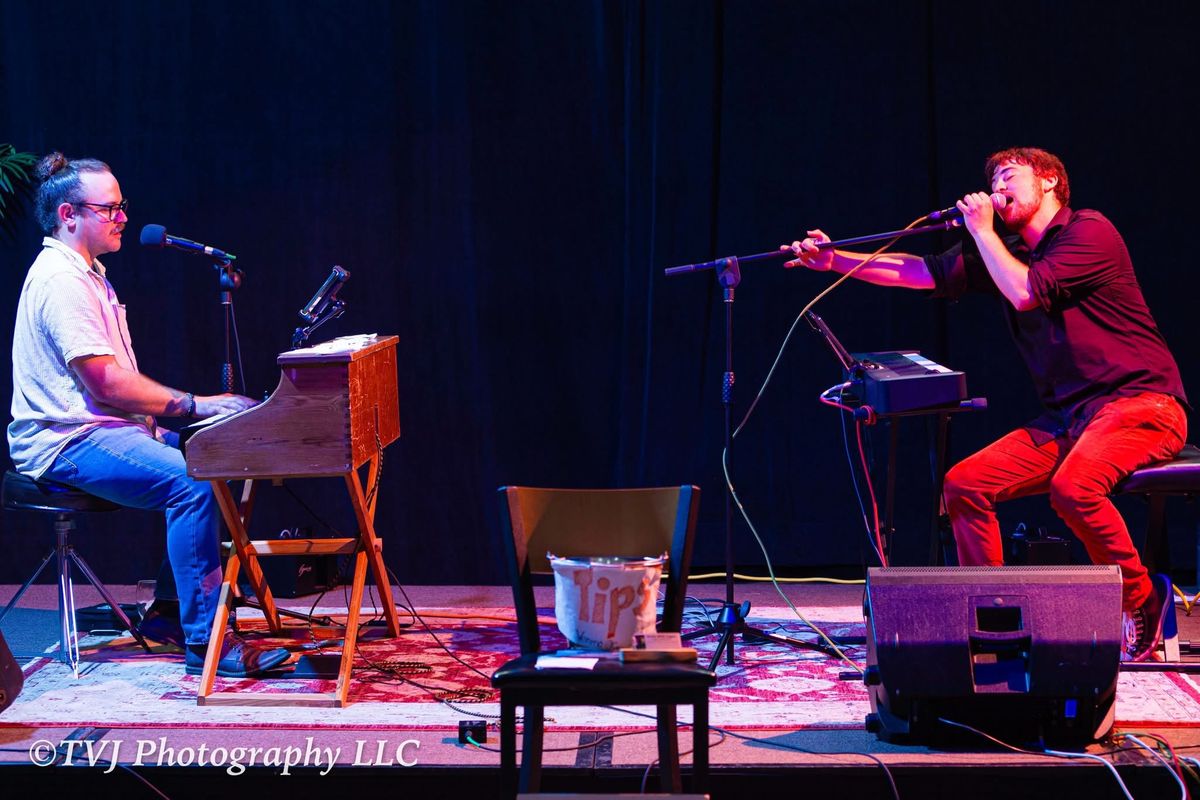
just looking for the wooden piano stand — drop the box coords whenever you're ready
[184,334,403,707]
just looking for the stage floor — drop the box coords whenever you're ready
[2,580,1198,798]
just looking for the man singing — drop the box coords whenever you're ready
[786,147,1187,661]
[8,152,289,677]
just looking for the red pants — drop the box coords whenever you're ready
[943,392,1187,610]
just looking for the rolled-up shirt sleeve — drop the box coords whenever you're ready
[924,244,967,300]
[924,238,1006,301]
[1028,212,1125,312]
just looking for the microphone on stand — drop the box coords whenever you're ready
[139,224,238,261]
[927,193,1010,222]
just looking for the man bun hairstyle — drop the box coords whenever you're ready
[34,151,111,234]
[985,147,1070,207]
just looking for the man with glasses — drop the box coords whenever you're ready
[785,147,1188,662]
[8,152,289,677]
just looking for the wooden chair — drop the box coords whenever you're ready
[491,485,715,797]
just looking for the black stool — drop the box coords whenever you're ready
[0,470,152,675]
[1114,444,1200,664]
[1115,444,1200,583]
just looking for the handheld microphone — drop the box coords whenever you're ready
[140,224,237,261]
[927,193,1010,222]
[299,266,350,323]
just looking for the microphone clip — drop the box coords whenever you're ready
[218,260,243,291]
[292,266,351,349]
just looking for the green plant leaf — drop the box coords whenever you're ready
[0,143,36,235]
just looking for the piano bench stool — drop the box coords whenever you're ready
[0,470,153,675]
[1114,444,1200,589]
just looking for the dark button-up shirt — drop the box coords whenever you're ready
[923,206,1187,439]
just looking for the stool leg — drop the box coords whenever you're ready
[0,547,57,624]
[1193,497,1199,591]
[1145,495,1170,574]
[55,516,80,676]
[1162,586,1181,662]
[68,549,153,654]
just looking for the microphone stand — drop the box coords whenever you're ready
[665,216,960,670]
[292,300,347,350]
[213,259,244,393]
[662,217,961,278]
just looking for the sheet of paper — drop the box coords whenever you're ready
[535,655,600,670]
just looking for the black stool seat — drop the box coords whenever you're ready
[2,470,121,514]
[1112,444,1200,587]
[1116,445,1200,495]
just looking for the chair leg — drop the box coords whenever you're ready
[692,692,709,791]
[656,703,682,793]
[500,696,517,798]
[520,703,544,793]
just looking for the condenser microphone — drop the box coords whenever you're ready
[140,224,237,261]
[927,193,1010,222]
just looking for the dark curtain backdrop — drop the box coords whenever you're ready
[2,1,1197,585]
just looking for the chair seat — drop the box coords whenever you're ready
[1,470,121,514]
[1117,444,1200,495]
[492,652,716,692]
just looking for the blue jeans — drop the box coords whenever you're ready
[44,424,222,646]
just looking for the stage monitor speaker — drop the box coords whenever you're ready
[863,565,1122,746]
[0,631,23,714]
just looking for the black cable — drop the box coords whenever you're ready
[118,764,172,800]
[639,729,730,793]
[600,703,899,800]
[839,385,885,565]
[228,292,247,395]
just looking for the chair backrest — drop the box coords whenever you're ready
[497,485,701,654]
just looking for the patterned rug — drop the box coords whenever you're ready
[2,605,1198,731]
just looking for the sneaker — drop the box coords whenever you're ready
[185,640,291,678]
[1123,573,1172,662]
[136,602,185,649]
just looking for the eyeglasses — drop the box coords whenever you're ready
[74,200,129,222]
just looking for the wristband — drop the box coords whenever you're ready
[183,392,196,418]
